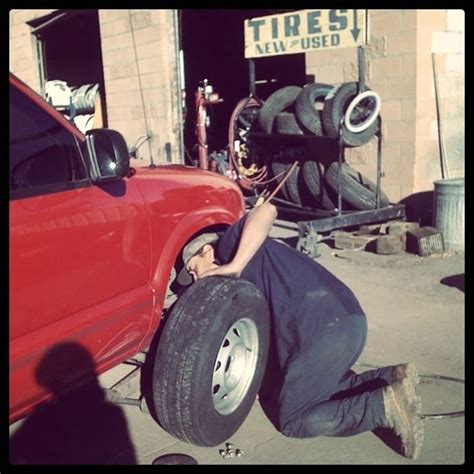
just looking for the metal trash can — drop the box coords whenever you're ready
[433,177,465,252]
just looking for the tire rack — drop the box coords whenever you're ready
[246,46,406,257]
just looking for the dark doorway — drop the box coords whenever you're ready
[31,10,105,89]
[180,9,306,161]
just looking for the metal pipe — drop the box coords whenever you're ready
[173,11,185,165]
[376,115,382,208]
[337,117,344,217]
[249,59,256,96]
[358,46,366,93]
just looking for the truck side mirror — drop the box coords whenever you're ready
[85,129,130,183]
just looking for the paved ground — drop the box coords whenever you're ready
[9,219,465,465]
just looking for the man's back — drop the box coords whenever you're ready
[217,218,365,368]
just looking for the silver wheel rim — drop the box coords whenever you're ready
[344,90,381,133]
[212,317,259,415]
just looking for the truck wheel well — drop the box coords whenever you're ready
[163,224,230,311]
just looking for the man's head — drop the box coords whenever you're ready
[177,232,220,286]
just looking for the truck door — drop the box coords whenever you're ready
[9,80,153,420]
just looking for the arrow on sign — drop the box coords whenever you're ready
[351,10,361,42]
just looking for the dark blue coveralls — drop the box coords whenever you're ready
[217,217,393,438]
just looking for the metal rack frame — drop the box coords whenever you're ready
[247,46,406,257]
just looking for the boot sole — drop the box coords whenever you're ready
[387,379,424,459]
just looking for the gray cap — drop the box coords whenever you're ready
[177,232,220,286]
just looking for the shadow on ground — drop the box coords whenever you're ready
[10,342,136,465]
[440,274,464,292]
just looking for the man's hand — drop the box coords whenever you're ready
[200,262,242,279]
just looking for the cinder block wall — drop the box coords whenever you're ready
[305,9,464,203]
[99,9,182,165]
[9,9,56,93]
[9,9,183,165]
[414,9,464,192]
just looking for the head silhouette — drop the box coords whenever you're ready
[35,342,97,395]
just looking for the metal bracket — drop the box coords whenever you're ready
[297,224,321,258]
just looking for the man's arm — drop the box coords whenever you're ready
[200,202,277,278]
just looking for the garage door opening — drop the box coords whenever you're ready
[180,9,306,164]
[29,9,107,129]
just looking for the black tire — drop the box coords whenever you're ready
[302,160,335,210]
[271,161,301,205]
[152,276,270,447]
[275,112,305,135]
[258,86,302,133]
[237,106,260,130]
[295,83,333,136]
[322,82,378,147]
[324,161,390,210]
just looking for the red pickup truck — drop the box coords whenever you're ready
[9,73,270,448]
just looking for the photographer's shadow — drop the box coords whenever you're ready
[10,342,136,465]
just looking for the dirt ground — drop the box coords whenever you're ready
[9,218,465,466]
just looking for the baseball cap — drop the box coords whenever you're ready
[177,232,220,286]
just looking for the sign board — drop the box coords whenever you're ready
[244,9,367,58]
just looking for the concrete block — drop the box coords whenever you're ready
[371,56,401,79]
[345,147,370,165]
[307,63,342,83]
[380,142,402,167]
[381,182,401,203]
[334,231,378,250]
[140,73,164,90]
[355,224,385,235]
[138,58,164,74]
[131,11,152,30]
[419,10,447,31]
[132,25,161,45]
[100,17,131,38]
[370,10,402,34]
[402,99,417,121]
[105,76,140,93]
[432,31,464,54]
[380,101,402,121]
[447,10,464,32]
[384,77,416,100]
[375,234,405,254]
[106,62,139,80]
[386,31,416,56]
[401,54,417,77]
[101,47,135,67]
[136,40,162,60]
[445,54,464,73]
[406,226,444,256]
[365,35,387,58]
[99,10,128,24]
[101,33,133,52]
[385,120,416,142]
[388,221,420,236]
[400,10,418,31]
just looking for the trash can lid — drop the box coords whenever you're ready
[433,177,465,187]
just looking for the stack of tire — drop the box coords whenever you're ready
[257,82,389,211]
[70,83,100,133]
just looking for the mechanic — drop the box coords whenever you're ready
[177,201,424,459]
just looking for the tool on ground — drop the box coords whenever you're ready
[219,442,244,459]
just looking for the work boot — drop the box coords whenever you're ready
[390,363,420,386]
[383,378,423,459]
